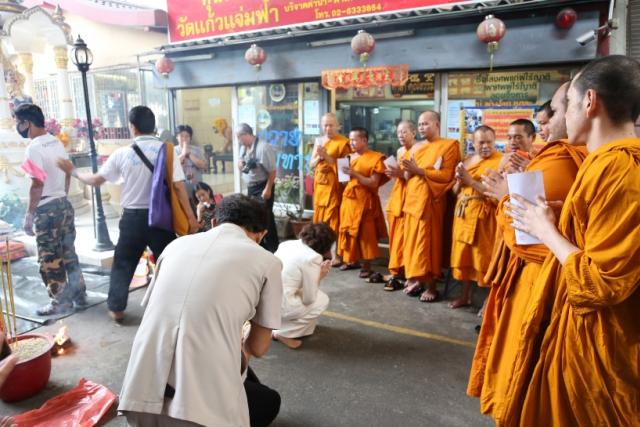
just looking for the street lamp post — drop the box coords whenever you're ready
[71,35,114,251]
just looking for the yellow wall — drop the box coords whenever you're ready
[176,87,233,151]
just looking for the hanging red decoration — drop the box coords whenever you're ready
[476,14,506,71]
[555,8,577,30]
[155,55,174,78]
[321,65,409,90]
[244,44,267,71]
[351,29,375,66]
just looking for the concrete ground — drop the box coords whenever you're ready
[0,263,491,427]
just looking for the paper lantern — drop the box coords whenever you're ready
[351,30,375,66]
[556,8,577,30]
[476,15,506,71]
[155,56,174,78]
[245,44,267,71]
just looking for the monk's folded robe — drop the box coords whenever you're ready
[386,148,410,276]
[467,140,586,426]
[402,138,460,281]
[338,150,388,263]
[520,138,640,427]
[450,151,503,285]
[313,134,351,234]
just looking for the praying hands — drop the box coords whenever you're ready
[481,169,508,201]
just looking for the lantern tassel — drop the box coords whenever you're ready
[487,41,499,72]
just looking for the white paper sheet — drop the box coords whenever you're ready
[384,155,398,169]
[507,170,545,245]
[337,157,351,183]
[433,156,443,170]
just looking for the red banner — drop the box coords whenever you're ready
[321,65,409,89]
[168,0,479,43]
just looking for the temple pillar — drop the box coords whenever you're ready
[17,52,33,99]
[53,46,74,128]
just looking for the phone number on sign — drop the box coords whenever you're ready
[329,3,383,17]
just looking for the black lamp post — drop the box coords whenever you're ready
[71,35,114,251]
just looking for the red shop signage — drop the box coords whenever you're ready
[168,0,481,43]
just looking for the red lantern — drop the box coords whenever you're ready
[155,55,174,78]
[556,8,577,30]
[245,44,266,71]
[351,29,375,66]
[476,14,506,71]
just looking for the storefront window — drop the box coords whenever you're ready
[336,72,435,156]
[175,86,234,194]
[446,68,572,152]
[237,82,308,213]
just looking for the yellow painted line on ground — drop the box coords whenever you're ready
[323,310,476,349]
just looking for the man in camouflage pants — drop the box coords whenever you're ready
[17,104,86,316]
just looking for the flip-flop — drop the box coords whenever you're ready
[339,263,361,271]
[366,272,384,283]
[419,289,440,303]
[383,277,403,291]
[331,261,344,268]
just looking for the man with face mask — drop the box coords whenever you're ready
[16,103,87,316]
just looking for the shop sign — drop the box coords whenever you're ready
[460,106,536,151]
[168,0,482,43]
[321,65,409,89]
[390,72,435,97]
[448,70,569,103]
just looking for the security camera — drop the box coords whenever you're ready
[576,30,596,46]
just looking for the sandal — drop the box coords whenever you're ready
[366,272,384,283]
[383,277,404,291]
[359,269,372,279]
[339,263,361,271]
[406,286,424,297]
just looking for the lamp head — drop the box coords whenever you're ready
[71,35,93,72]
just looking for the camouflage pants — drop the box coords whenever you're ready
[34,197,86,305]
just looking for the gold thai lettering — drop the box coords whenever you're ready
[222,14,236,31]
[177,15,189,37]
[244,11,256,26]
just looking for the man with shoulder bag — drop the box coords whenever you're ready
[58,106,198,323]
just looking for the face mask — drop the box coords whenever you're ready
[17,122,29,138]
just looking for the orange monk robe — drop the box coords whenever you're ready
[386,148,410,276]
[402,138,461,281]
[338,150,389,264]
[467,140,586,426]
[313,134,351,233]
[450,151,503,285]
[519,139,640,427]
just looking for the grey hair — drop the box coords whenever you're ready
[236,123,254,136]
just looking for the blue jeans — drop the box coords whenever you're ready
[108,209,175,312]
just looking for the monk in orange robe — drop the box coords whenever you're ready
[383,120,419,291]
[509,55,640,427]
[498,119,536,174]
[467,82,587,426]
[448,125,502,308]
[338,127,388,278]
[401,111,461,302]
[311,113,351,265]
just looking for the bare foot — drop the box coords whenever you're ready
[448,298,471,309]
[403,280,423,297]
[273,332,302,349]
[419,288,439,303]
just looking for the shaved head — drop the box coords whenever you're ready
[418,110,441,141]
[321,112,340,138]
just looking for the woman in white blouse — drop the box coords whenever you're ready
[273,223,335,349]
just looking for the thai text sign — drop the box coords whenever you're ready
[168,0,478,43]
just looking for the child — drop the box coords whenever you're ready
[192,182,218,232]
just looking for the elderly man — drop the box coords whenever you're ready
[511,55,640,427]
[310,112,351,265]
[119,194,283,427]
[237,123,279,253]
[449,125,502,308]
[17,103,87,316]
